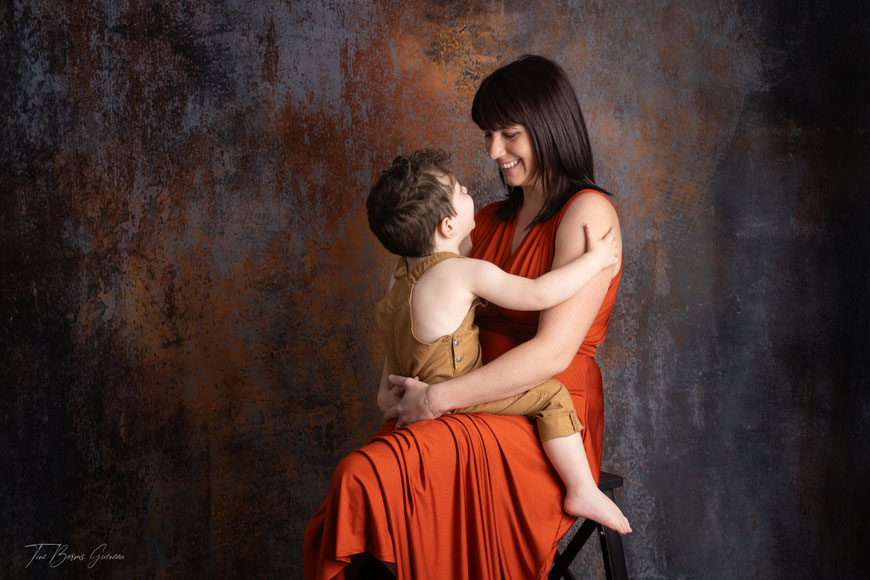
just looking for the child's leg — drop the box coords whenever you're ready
[541,433,631,534]
[454,380,631,534]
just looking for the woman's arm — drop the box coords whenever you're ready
[385,193,621,422]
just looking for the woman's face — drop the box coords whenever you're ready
[483,125,539,191]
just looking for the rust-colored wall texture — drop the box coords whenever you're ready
[2,0,868,578]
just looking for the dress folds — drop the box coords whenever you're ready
[304,191,621,579]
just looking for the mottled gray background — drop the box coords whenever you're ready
[2,0,868,578]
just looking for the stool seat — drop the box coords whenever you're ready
[549,471,629,580]
[596,471,623,491]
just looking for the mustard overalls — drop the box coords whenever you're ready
[374,252,582,440]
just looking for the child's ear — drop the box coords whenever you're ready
[438,216,457,239]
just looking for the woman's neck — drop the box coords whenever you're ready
[517,184,546,225]
[521,181,546,208]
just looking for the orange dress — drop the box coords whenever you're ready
[303,190,621,579]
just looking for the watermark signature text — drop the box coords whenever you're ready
[25,543,125,569]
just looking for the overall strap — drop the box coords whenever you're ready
[406,252,460,284]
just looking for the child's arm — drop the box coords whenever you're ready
[462,224,618,311]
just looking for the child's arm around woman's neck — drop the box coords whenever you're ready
[409,224,617,344]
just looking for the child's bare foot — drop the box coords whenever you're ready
[564,486,632,535]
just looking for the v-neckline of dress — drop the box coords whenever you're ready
[507,208,538,259]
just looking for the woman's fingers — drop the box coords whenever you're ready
[388,374,425,388]
[383,404,400,421]
[385,375,435,425]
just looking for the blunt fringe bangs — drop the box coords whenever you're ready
[471,55,610,224]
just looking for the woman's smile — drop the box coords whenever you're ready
[498,158,526,182]
[484,125,539,190]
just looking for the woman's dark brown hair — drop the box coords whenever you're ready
[471,54,610,224]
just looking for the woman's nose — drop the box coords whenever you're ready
[487,135,504,160]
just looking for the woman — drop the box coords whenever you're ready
[304,55,623,579]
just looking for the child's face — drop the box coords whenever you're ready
[448,176,475,244]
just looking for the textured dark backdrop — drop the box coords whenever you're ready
[2,1,868,578]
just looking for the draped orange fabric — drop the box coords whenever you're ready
[304,190,621,579]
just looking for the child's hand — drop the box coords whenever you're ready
[584,224,619,270]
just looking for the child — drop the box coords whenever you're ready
[365,150,631,535]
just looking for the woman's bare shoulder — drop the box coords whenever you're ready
[555,192,622,275]
[561,191,619,226]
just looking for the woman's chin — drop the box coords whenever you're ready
[501,173,524,187]
[500,166,530,188]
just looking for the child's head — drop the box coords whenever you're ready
[367,149,458,257]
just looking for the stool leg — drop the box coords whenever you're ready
[549,518,596,580]
[550,551,576,580]
[598,489,629,580]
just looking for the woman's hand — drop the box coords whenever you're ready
[377,384,405,415]
[383,375,438,426]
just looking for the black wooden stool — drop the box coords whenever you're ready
[549,471,629,580]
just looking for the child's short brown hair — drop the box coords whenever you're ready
[366,149,456,257]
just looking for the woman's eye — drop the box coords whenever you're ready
[483,133,492,139]
[504,133,517,139]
